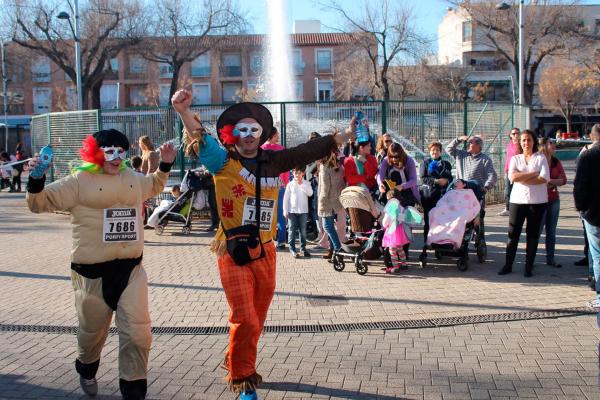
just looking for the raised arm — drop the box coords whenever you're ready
[172,89,227,174]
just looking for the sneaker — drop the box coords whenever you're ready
[276,243,286,250]
[392,267,402,274]
[497,209,510,216]
[240,390,258,400]
[290,251,299,258]
[575,257,589,266]
[385,267,393,274]
[79,377,98,397]
[498,266,512,275]
[322,249,333,259]
[586,299,600,312]
[590,277,596,291]
[204,225,218,232]
[302,250,311,257]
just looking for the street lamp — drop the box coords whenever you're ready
[57,2,83,110]
[1,41,8,149]
[496,1,524,105]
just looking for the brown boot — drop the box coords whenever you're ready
[322,249,333,259]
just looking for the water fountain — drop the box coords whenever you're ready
[263,0,295,102]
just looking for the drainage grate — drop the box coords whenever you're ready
[0,308,593,336]
[306,295,349,307]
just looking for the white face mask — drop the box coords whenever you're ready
[101,146,127,162]
[234,122,263,139]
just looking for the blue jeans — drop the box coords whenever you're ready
[583,220,600,301]
[539,198,560,264]
[322,215,341,251]
[288,213,308,253]
[276,187,286,244]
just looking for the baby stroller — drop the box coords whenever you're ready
[332,186,386,275]
[419,180,487,271]
[155,170,204,235]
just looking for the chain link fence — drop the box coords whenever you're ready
[30,101,529,204]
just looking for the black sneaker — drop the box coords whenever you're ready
[575,257,589,266]
[302,250,311,257]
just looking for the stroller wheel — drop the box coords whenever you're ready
[355,258,368,275]
[476,241,487,263]
[457,258,468,272]
[155,225,165,236]
[182,226,192,235]
[434,250,443,260]
[333,255,345,272]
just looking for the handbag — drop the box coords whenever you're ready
[222,161,265,266]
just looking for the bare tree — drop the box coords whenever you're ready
[4,0,143,109]
[322,0,428,100]
[138,0,245,99]
[449,0,590,106]
[539,61,600,133]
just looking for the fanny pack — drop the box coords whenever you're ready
[222,161,265,266]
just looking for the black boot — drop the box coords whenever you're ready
[524,265,533,278]
[498,265,512,275]
[120,379,147,400]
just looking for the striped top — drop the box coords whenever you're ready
[446,138,497,191]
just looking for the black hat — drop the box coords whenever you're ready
[93,129,130,151]
[216,102,273,146]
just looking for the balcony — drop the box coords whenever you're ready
[125,70,147,80]
[191,66,211,77]
[220,66,242,77]
[467,58,508,72]
[32,72,51,83]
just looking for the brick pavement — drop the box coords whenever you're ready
[0,316,599,399]
[0,161,598,399]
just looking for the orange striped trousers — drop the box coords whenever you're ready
[217,242,276,381]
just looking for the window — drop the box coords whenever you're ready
[159,84,171,106]
[317,80,332,102]
[31,58,51,82]
[192,83,211,105]
[295,80,303,100]
[595,19,600,35]
[129,56,147,74]
[158,59,173,78]
[129,86,147,106]
[462,21,472,42]
[191,53,211,77]
[66,87,77,110]
[316,49,332,73]
[110,57,119,73]
[221,52,242,77]
[222,81,242,103]
[32,87,52,113]
[250,51,263,75]
[293,49,305,75]
[100,84,118,109]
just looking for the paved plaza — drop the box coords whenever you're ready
[1,162,599,399]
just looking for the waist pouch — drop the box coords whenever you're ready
[71,255,142,310]
[223,224,264,266]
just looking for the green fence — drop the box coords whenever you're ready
[30,100,529,204]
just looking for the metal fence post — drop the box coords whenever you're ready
[177,117,184,178]
[280,102,286,147]
[463,101,468,137]
[381,100,387,134]
[96,109,102,131]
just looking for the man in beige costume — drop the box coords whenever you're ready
[27,129,176,399]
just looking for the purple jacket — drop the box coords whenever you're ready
[377,155,421,203]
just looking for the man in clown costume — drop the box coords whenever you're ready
[26,129,176,399]
[171,89,356,399]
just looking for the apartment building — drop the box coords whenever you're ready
[438,5,600,109]
[1,21,359,118]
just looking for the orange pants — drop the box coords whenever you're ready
[217,242,276,381]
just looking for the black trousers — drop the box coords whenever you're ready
[505,202,547,270]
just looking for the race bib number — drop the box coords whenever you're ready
[103,208,139,242]
[242,197,275,231]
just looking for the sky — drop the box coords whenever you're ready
[246,0,600,52]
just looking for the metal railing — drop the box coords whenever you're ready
[30,100,530,204]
